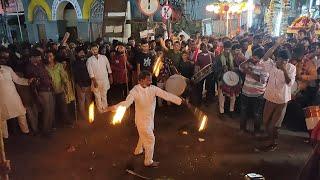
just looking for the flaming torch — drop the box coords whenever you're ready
[112,106,127,125]
[88,102,95,124]
[152,57,163,77]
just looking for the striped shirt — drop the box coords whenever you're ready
[240,61,269,97]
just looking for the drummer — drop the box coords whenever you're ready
[232,43,247,80]
[294,45,318,107]
[284,43,318,132]
[195,43,215,104]
[283,45,308,131]
[215,40,237,118]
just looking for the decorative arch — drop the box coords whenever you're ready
[90,0,104,22]
[34,7,48,22]
[52,0,83,20]
[82,0,94,20]
[28,0,51,22]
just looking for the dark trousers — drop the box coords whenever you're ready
[283,101,307,131]
[296,87,318,107]
[283,87,318,132]
[204,74,215,100]
[193,74,215,105]
[240,94,265,132]
[76,85,92,120]
[54,93,70,126]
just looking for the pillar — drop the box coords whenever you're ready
[25,22,37,43]
[46,21,60,41]
[77,20,90,41]
[123,0,132,43]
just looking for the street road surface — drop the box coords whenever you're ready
[6,103,311,180]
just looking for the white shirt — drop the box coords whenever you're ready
[263,59,296,104]
[86,54,112,81]
[120,85,182,130]
[0,65,29,121]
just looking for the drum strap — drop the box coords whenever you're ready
[209,53,213,64]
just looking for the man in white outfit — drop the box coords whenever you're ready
[0,61,32,138]
[112,71,183,167]
[87,43,113,113]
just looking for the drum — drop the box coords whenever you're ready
[165,74,187,96]
[191,63,214,84]
[304,106,320,130]
[220,71,242,97]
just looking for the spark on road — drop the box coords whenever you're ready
[185,101,209,131]
[199,115,208,132]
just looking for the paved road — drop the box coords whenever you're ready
[5,103,312,180]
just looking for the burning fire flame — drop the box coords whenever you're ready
[112,106,127,125]
[153,57,163,77]
[88,102,95,124]
[184,101,209,132]
[198,115,208,132]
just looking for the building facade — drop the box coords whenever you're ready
[23,0,105,42]
[22,0,210,43]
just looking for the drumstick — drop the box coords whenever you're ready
[167,58,180,75]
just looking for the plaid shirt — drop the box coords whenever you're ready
[25,63,53,92]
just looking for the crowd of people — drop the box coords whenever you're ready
[1,26,320,153]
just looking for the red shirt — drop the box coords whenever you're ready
[189,48,200,63]
[110,54,128,84]
[196,52,214,69]
[215,46,223,56]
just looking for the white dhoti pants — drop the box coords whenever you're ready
[135,125,155,166]
[218,87,236,114]
[2,115,29,138]
[92,80,109,113]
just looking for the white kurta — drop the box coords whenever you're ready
[119,84,182,165]
[87,54,112,112]
[0,65,29,121]
[86,54,112,88]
